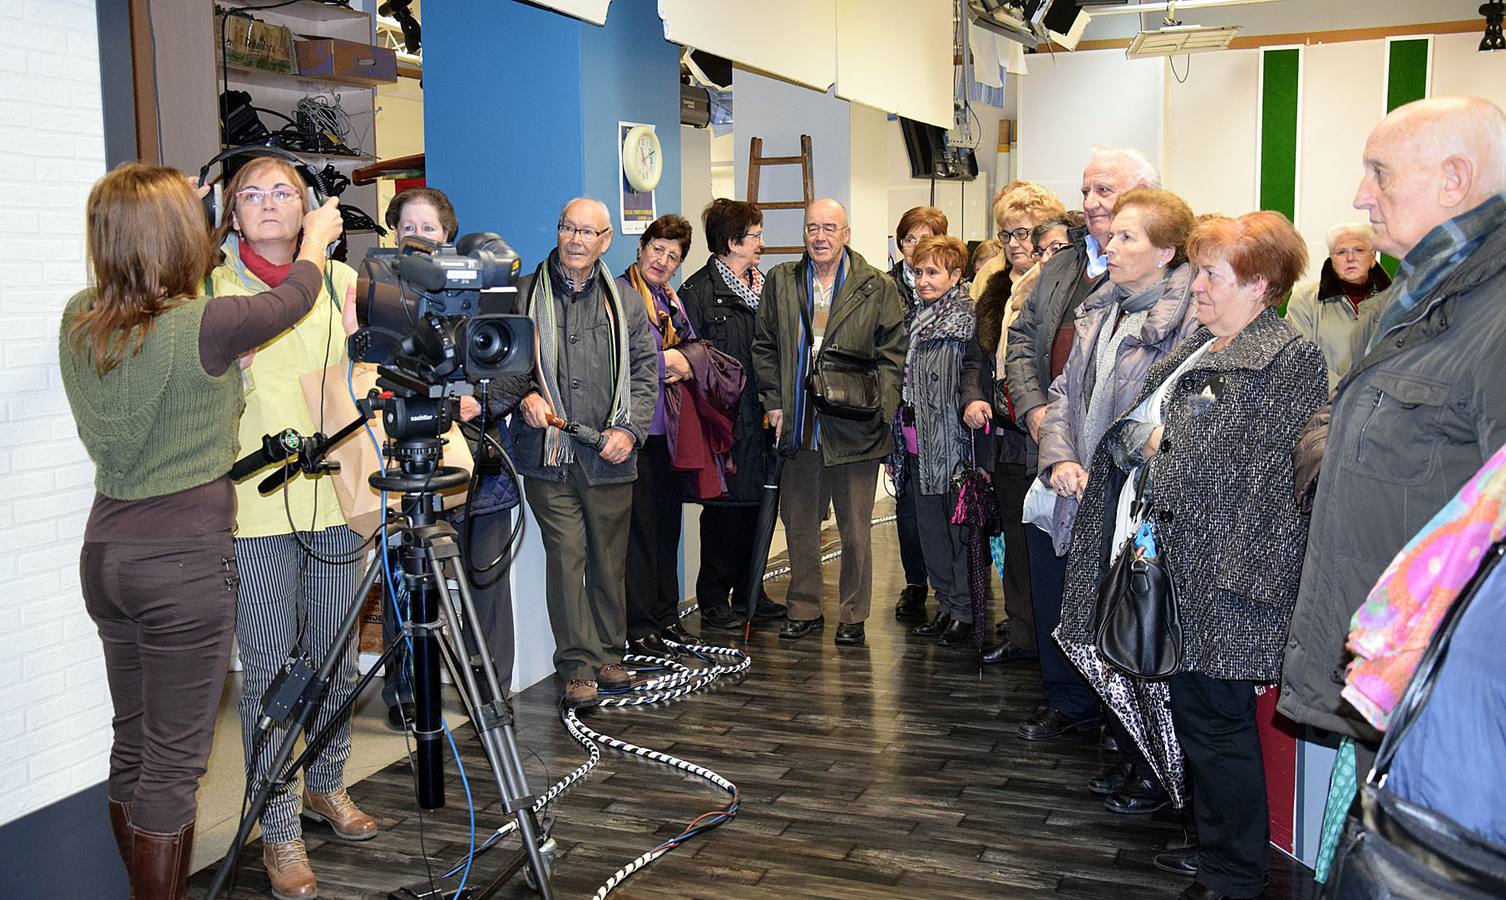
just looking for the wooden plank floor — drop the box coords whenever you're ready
[193,513,1319,900]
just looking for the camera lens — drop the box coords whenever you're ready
[469,320,511,367]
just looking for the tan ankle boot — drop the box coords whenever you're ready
[302,787,378,841]
[129,822,192,900]
[263,838,318,900]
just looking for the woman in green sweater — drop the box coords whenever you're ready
[59,163,340,899]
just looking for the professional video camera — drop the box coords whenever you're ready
[351,232,534,390]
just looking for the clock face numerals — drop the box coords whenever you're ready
[623,125,663,192]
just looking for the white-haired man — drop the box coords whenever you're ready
[1003,147,1160,745]
[1284,222,1392,389]
[1282,97,1506,752]
[511,197,658,706]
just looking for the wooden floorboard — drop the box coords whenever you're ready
[191,513,1319,900]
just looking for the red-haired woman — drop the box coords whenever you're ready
[59,163,341,897]
[891,235,979,645]
[1055,211,1327,900]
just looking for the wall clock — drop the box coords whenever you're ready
[622,124,662,193]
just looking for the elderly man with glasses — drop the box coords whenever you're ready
[509,197,658,706]
[1284,222,1392,390]
[752,198,906,646]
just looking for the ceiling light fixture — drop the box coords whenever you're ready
[1482,1,1506,52]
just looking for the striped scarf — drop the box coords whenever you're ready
[1369,192,1506,352]
[529,256,631,466]
[714,257,762,310]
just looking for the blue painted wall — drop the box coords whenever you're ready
[425,0,680,278]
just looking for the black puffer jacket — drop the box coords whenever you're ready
[678,258,768,504]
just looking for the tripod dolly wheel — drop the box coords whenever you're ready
[523,837,556,892]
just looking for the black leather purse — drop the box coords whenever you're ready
[1091,460,1182,679]
[797,290,880,421]
[1325,541,1506,900]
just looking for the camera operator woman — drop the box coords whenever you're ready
[209,155,373,899]
[59,163,341,898]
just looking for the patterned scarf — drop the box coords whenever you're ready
[714,257,762,310]
[1368,192,1506,353]
[901,283,976,494]
[626,263,684,348]
[529,254,631,467]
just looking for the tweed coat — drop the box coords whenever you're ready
[1052,309,1326,801]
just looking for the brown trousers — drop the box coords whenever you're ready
[778,449,878,624]
[80,534,239,834]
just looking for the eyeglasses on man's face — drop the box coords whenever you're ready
[804,222,846,236]
[1032,241,1070,259]
[558,222,608,241]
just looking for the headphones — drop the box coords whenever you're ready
[197,144,329,229]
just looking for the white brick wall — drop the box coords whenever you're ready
[0,0,111,828]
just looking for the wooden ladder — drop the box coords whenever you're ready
[746,134,814,255]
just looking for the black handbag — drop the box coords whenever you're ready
[1325,541,1506,900]
[796,286,880,421]
[1091,460,1182,679]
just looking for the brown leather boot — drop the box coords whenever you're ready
[302,787,378,841]
[108,798,132,876]
[263,838,318,900]
[129,822,192,900]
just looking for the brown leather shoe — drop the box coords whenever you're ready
[109,798,132,874]
[129,822,192,900]
[598,663,633,690]
[263,838,318,900]
[302,787,378,841]
[563,679,598,705]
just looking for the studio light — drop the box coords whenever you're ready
[1482,1,1506,52]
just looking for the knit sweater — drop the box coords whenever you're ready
[60,291,243,500]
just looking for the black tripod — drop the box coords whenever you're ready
[206,425,554,899]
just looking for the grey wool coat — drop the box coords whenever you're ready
[1052,311,1326,803]
[1056,309,1329,681]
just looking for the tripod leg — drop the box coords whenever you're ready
[427,545,554,900]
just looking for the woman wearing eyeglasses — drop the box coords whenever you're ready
[208,156,373,900]
[614,214,702,656]
[889,206,948,624]
[678,199,789,630]
[962,186,1064,662]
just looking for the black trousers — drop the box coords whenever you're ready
[1169,671,1268,898]
[990,462,1035,648]
[894,475,928,589]
[626,435,683,639]
[1026,524,1099,720]
[695,503,760,614]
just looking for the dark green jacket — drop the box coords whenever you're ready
[751,248,906,465]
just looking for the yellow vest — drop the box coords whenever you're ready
[211,241,358,538]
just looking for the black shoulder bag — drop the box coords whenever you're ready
[1325,541,1506,899]
[1091,456,1182,679]
[798,281,880,421]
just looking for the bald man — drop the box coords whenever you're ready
[510,197,658,706]
[751,198,906,646]
[1280,97,1506,741]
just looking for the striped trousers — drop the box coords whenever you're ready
[234,525,363,844]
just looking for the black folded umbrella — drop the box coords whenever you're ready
[740,446,786,635]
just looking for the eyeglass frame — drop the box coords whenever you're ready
[803,222,848,237]
[558,221,611,241]
[234,187,303,207]
[1032,240,1070,259]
